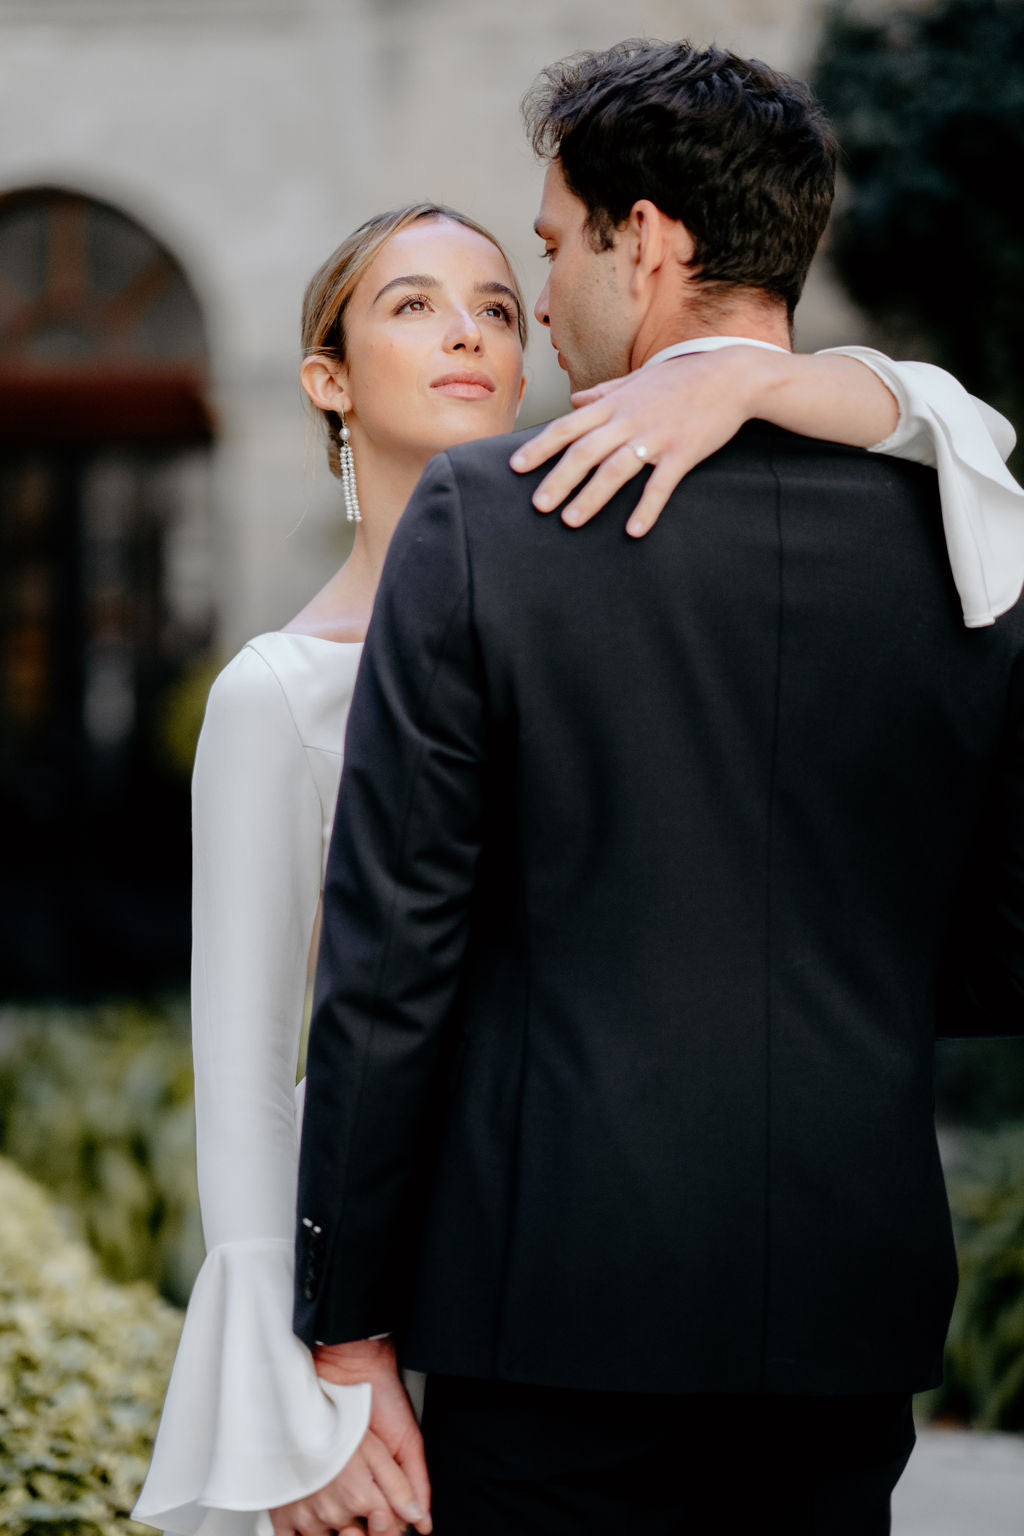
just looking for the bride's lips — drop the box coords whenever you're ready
[430,370,496,400]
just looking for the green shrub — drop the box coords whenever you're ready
[926,1125,1024,1431]
[0,1002,201,1306]
[814,0,1024,475]
[936,1038,1024,1128]
[2,1002,1023,1432]
[0,1155,182,1534]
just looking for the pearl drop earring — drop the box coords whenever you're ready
[338,408,361,524]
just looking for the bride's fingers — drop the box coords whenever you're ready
[509,398,613,477]
[270,1500,334,1536]
[311,1458,387,1531]
[531,418,652,514]
[558,444,651,527]
[623,463,685,538]
[365,1512,404,1535]
[569,374,631,407]
[269,1442,410,1536]
[281,1509,333,1536]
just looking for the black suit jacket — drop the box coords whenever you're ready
[295,421,1024,1396]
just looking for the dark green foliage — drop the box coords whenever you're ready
[936,1037,1024,1128]
[815,0,1024,466]
[928,1126,1024,1430]
[815,0,1024,1430]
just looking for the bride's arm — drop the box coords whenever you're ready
[511,345,1024,627]
[133,645,389,1533]
[510,347,901,534]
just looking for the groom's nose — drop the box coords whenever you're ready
[534,277,551,328]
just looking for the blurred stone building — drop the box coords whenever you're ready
[0,0,870,995]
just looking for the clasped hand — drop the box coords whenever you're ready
[269,1338,431,1536]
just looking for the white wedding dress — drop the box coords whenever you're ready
[133,350,1024,1536]
[134,634,369,1536]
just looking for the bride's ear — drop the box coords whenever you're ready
[300,354,352,416]
[514,373,527,420]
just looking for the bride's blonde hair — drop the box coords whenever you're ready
[302,203,527,479]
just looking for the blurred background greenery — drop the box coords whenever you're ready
[0,1005,195,1533]
[811,0,1024,1425]
[0,1001,200,1307]
[815,0,1024,477]
[2,1010,1024,1438]
[0,1153,181,1536]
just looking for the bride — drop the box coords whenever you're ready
[133,200,1022,1536]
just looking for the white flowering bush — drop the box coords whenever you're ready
[0,1156,182,1534]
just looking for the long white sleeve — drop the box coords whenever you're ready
[134,639,369,1536]
[821,347,1024,628]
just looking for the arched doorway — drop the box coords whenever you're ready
[0,187,215,998]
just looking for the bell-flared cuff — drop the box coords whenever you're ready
[133,1238,370,1535]
[822,347,1024,629]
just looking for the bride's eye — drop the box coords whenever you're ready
[483,301,516,325]
[395,295,430,314]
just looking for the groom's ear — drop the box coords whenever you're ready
[627,200,697,292]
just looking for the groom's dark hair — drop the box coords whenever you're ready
[523,40,837,318]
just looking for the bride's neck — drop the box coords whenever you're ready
[284,436,432,641]
[350,449,421,576]
[343,433,432,589]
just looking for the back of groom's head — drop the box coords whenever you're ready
[524,39,837,319]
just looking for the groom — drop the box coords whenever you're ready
[295,40,1024,1533]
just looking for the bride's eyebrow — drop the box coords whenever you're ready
[475,281,519,307]
[372,273,438,305]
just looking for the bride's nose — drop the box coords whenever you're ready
[444,305,483,353]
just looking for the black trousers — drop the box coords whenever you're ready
[421,1376,916,1535]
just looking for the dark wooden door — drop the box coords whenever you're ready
[0,189,214,997]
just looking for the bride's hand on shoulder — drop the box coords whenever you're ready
[268,1428,423,1536]
[510,348,760,537]
[510,346,899,537]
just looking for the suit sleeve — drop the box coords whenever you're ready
[937,650,1024,1038]
[294,452,486,1346]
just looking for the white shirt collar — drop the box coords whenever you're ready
[643,337,790,369]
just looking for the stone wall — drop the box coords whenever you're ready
[0,0,869,649]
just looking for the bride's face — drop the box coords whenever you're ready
[338,218,526,460]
